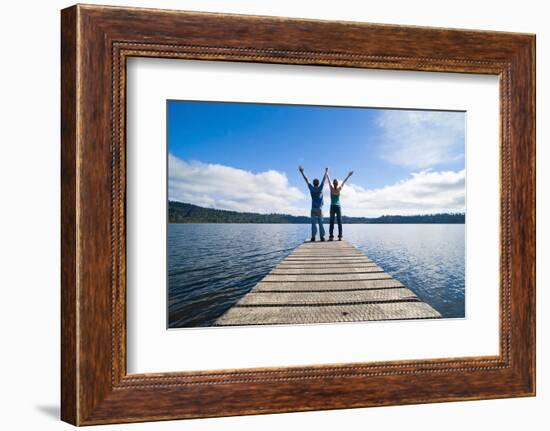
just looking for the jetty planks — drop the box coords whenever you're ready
[215,240,441,326]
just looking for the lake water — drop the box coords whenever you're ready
[168,224,465,328]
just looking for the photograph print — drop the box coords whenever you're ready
[167,100,465,328]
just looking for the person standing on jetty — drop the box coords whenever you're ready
[299,166,328,242]
[326,169,353,241]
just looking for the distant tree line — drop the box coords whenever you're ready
[168,201,465,224]
[341,214,465,224]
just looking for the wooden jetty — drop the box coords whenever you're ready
[214,240,441,326]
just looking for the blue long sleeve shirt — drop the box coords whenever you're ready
[308,176,325,209]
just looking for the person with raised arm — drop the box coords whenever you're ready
[326,169,353,241]
[299,166,328,242]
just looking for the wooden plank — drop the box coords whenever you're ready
[295,250,357,253]
[292,250,359,254]
[253,279,405,291]
[285,255,369,259]
[289,255,364,258]
[276,259,376,268]
[290,248,362,250]
[215,302,440,325]
[282,259,374,264]
[287,256,366,259]
[235,288,419,306]
[287,253,368,259]
[289,250,363,253]
[298,242,354,246]
[263,273,387,282]
[270,267,384,275]
[275,262,378,268]
[275,263,378,269]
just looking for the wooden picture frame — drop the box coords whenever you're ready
[61,4,535,425]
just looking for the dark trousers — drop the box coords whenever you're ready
[329,205,342,239]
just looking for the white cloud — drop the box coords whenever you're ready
[168,155,307,215]
[376,110,465,169]
[336,169,465,217]
[169,155,464,218]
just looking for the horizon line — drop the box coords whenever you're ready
[168,200,466,219]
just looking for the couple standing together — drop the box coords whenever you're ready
[299,166,353,242]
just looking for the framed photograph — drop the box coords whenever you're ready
[61,4,535,425]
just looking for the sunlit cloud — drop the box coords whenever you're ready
[168,154,307,215]
[335,169,465,217]
[376,110,465,169]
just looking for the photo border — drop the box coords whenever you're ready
[61,4,535,425]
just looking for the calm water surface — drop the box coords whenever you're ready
[168,224,465,327]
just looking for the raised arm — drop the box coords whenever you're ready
[320,167,328,188]
[340,171,354,189]
[325,168,333,191]
[298,165,310,185]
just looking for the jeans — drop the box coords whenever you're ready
[329,205,342,239]
[310,208,325,239]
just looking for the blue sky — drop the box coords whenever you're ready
[167,100,465,217]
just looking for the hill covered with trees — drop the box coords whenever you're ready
[169,201,465,224]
